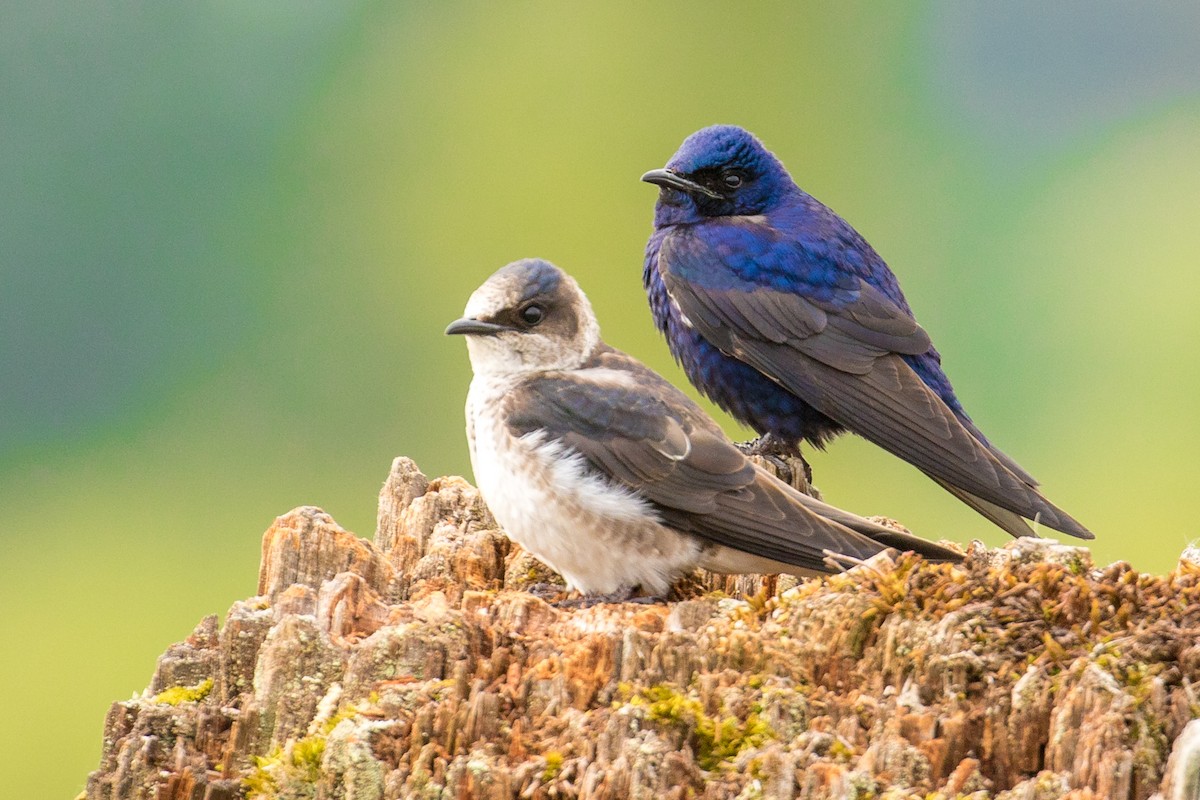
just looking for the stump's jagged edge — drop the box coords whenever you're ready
[83,456,1200,800]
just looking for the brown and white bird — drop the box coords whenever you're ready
[445,258,960,598]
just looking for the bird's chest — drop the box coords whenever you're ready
[465,378,695,594]
[645,228,841,445]
[466,383,547,539]
[645,234,709,366]
[467,382,612,583]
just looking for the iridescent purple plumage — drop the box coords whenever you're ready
[642,125,1092,539]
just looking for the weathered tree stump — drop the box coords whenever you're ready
[82,457,1200,800]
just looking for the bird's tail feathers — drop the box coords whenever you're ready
[955,414,1041,487]
[928,477,1037,539]
[927,474,1093,540]
[785,483,963,563]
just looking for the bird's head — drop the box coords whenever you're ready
[446,259,601,376]
[642,125,792,226]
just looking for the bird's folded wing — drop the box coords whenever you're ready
[659,232,1092,539]
[506,370,958,571]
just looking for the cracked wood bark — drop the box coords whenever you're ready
[82,456,1200,800]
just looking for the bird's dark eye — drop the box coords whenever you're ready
[723,171,744,189]
[520,304,545,326]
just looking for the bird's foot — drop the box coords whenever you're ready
[525,582,568,603]
[553,586,667,609]
[739,432,799,458]
[738,434,814,487]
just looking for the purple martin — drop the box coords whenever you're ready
[642,125,1092,540]
[445,258,960,598]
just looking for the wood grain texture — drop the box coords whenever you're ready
[82,456,1200,800]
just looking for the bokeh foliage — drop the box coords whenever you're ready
[2,3,1198,794]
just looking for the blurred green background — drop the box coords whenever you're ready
[3,3,1199,794]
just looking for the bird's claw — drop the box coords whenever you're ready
[553,586,667,609]
[738,434,814,485]
[524,582,568,602]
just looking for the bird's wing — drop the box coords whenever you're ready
[506,367,961,571]
[927,477,1036,539]
[659,229,1093,539]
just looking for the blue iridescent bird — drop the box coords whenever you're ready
[642,125,1092,539]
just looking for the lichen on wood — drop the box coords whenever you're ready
[82,456,1200,799]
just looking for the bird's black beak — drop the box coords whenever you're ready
[640,168,724,199]
[445,317,511,336]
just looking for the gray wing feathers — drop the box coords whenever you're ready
[509,368,962,572]
[661,268,1092,540]
[928,477,1037,539]
[733,336,1090,537]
